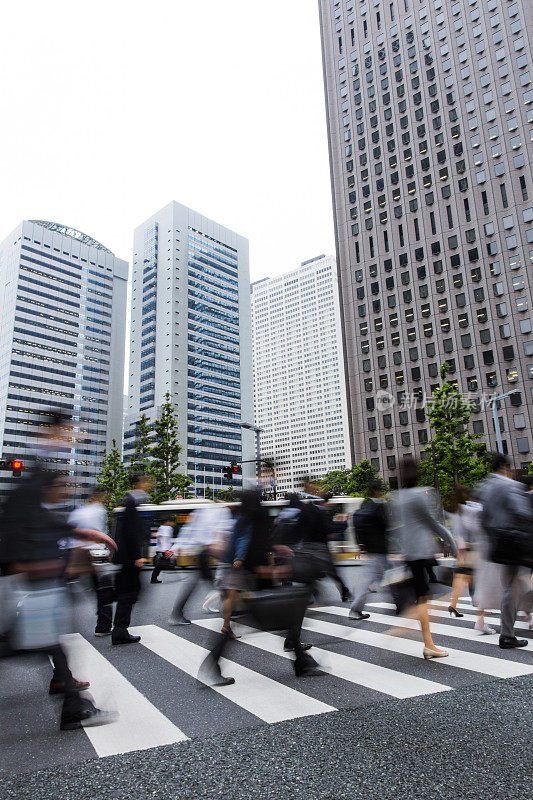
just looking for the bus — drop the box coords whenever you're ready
[111,496,364,567]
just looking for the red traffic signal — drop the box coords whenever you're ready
[11,459,23,476]
[230,461,241,475]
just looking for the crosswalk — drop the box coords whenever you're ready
[38,598,533,761]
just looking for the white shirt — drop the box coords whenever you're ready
[171,505,234,551]
[156,524,174,552]
[68,502,108,550]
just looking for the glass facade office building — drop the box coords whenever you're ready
[0,220,128,496]
[319,0,533,484]
[125,201,252,495]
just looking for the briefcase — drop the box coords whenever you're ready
[243,586,311,631]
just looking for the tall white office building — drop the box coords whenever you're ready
[125,201,253,496]
[251,255,351,493]
[0,220,128,495]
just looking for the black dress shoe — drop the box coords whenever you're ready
[212,676,235,687]
[151,578,162,584]
[50,677,90,695]
[60,698,117,730]
[284,642,312,652]
[341,588,352,603]
[112,630,141,645]
[499,636,528,649]
[294,653,323,677]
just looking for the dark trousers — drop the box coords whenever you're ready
[47,643,87,720]
[200,588,314,680]
[151,553,167,582]
[113,566,141,631]
[91,572,114,631]
[171,549,212,617]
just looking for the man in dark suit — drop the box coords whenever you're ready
[112,473,153,645]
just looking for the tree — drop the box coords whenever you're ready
[129,413,152,477]
[419,362,489,508]
[97,439,129,514]
[149,392,192,503]
[317,469,351,495]
[346,459,381,496]
[317,461,382,497]
[216,487,237,501]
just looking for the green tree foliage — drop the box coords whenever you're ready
[215,487,237,501]
[129,413,152,477]
[318,460,382,497]
[317,469,351,495]
[97,439,129,514]
[149,393,192,503]
[419,362,489,508]
[346,459,382,496]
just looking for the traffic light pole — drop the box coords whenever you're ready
[235,458,277,500]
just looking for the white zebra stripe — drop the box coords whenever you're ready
[62,633,188,757]
[304,612,532,678]
[131,624,334,723]
[193,618,451,699]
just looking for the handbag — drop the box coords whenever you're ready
[490,528,533,568]
[243,586,311,631]
[383,565,417,615]
[10,579,70,651]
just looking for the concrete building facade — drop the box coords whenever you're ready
[251,255,351,493]
[319,0,533,484]
[0,219,128,495]
[124,201,253,496]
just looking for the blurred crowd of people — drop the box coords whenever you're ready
[1,410,532,735]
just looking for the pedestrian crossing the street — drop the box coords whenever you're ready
[10,598,533,765]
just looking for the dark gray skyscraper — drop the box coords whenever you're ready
[319,0,533,484]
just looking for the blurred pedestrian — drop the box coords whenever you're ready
[1,471,116,729]
[447,487,495,634]
[168,502,234,625]
[349,480,390,620]
[299,481,351,603]
[478,453,532,649]
[68,486,116,637]
[150,517,176,584]
[111,473,153,645]
[391,458,457,659]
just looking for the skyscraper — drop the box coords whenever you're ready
[125,201,252,496]
[0,219,128,495]
[319,0,533,485]
[251,255,351,492]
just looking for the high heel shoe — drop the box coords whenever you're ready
[221,626,241,639]
[448,605,463,618]
[423,646,449,659]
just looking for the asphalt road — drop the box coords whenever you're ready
[1,566,532,800]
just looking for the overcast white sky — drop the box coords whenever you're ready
[1,0,335,283]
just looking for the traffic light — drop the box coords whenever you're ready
[223,461,241,482]
[11,459,23,477]
[223,464,233,482]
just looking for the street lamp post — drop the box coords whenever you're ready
[490,390,521,454]
[239,421,262,477]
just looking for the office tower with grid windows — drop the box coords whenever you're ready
[0,220,128,495]
[251,255,351,493]
[124,201,252,496]
[318,0,533,485]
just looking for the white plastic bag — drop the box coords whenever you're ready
[11,579,69,650]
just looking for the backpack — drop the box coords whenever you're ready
[352,501,384,551]
[272,508,302,547]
